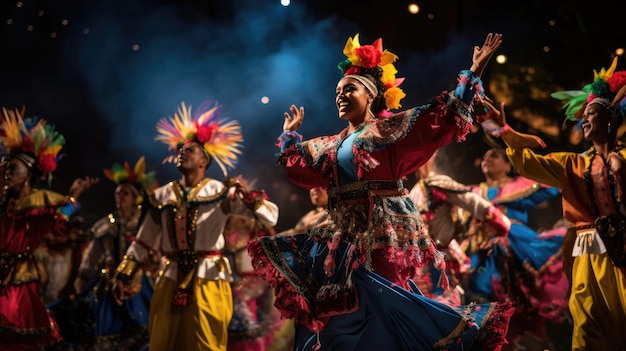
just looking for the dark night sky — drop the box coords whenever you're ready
[1,0,625,231]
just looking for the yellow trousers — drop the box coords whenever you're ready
[149,276,233,351]
[267,319,295,351]
[569,253,626,351]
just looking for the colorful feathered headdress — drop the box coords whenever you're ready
[337,34,406,110]
[551,57,626,125]
[103,156,156,202]
[0,107,65,182]
[155,100,243,176]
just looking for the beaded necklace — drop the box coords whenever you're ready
[582,144,623,217]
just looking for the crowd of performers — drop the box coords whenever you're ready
[1,31,626,351]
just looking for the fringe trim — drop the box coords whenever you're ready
[0,314,62,347]
[275,131,302,148]
[472,302,515,351]
[453,114,473,142]
[247,238,328,332]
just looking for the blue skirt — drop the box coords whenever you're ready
[89,274,153,336]
[63,273,153,350]
[46,273,153,350]
[467,222,565,301]
[249,233,512,351]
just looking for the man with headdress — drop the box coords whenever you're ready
[0,107,98,350]
[73,156,158,350]
[479,57,626,350]
[112,100,279,351]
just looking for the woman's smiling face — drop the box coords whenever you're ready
[581,102,612,142]
[481,148,511,180]
[336,77,373,124]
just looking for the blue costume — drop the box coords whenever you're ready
[74,208,154,350]
[466,176,569,342]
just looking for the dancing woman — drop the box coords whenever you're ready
[249,33,513,350]
[482,57,626,351]
[0,107,97,350]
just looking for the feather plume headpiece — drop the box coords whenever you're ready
[0,107,65,181]
[155,100,243,176]
[103,156,156,194]
[551,57,626,125]
[337,34,406,110]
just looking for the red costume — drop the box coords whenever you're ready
[0,190,78,350]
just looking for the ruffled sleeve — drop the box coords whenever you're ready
[276,130,303,152]
[35,192,80,238]
[56,197,80,221]
[357,71,482,178]
[276,132,332,190]
[454,69,485,106]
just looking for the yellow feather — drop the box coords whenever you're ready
[594,57,618,81]
[134,156,146,175]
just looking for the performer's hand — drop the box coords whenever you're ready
[111,279,127,306]
[480,99,507,127]
[283,105,304,132]
[480,236,509,256]
[470,33,503,77]
[484,206,511,237]
[483,100,547,149]
[230,175,249,200]
[69,176,100,200]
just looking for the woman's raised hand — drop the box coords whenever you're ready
[482,99,547,149]
[283,105,304,132]
[470,33,503,77]
[480,99,507,127]
[69,176,100,200]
